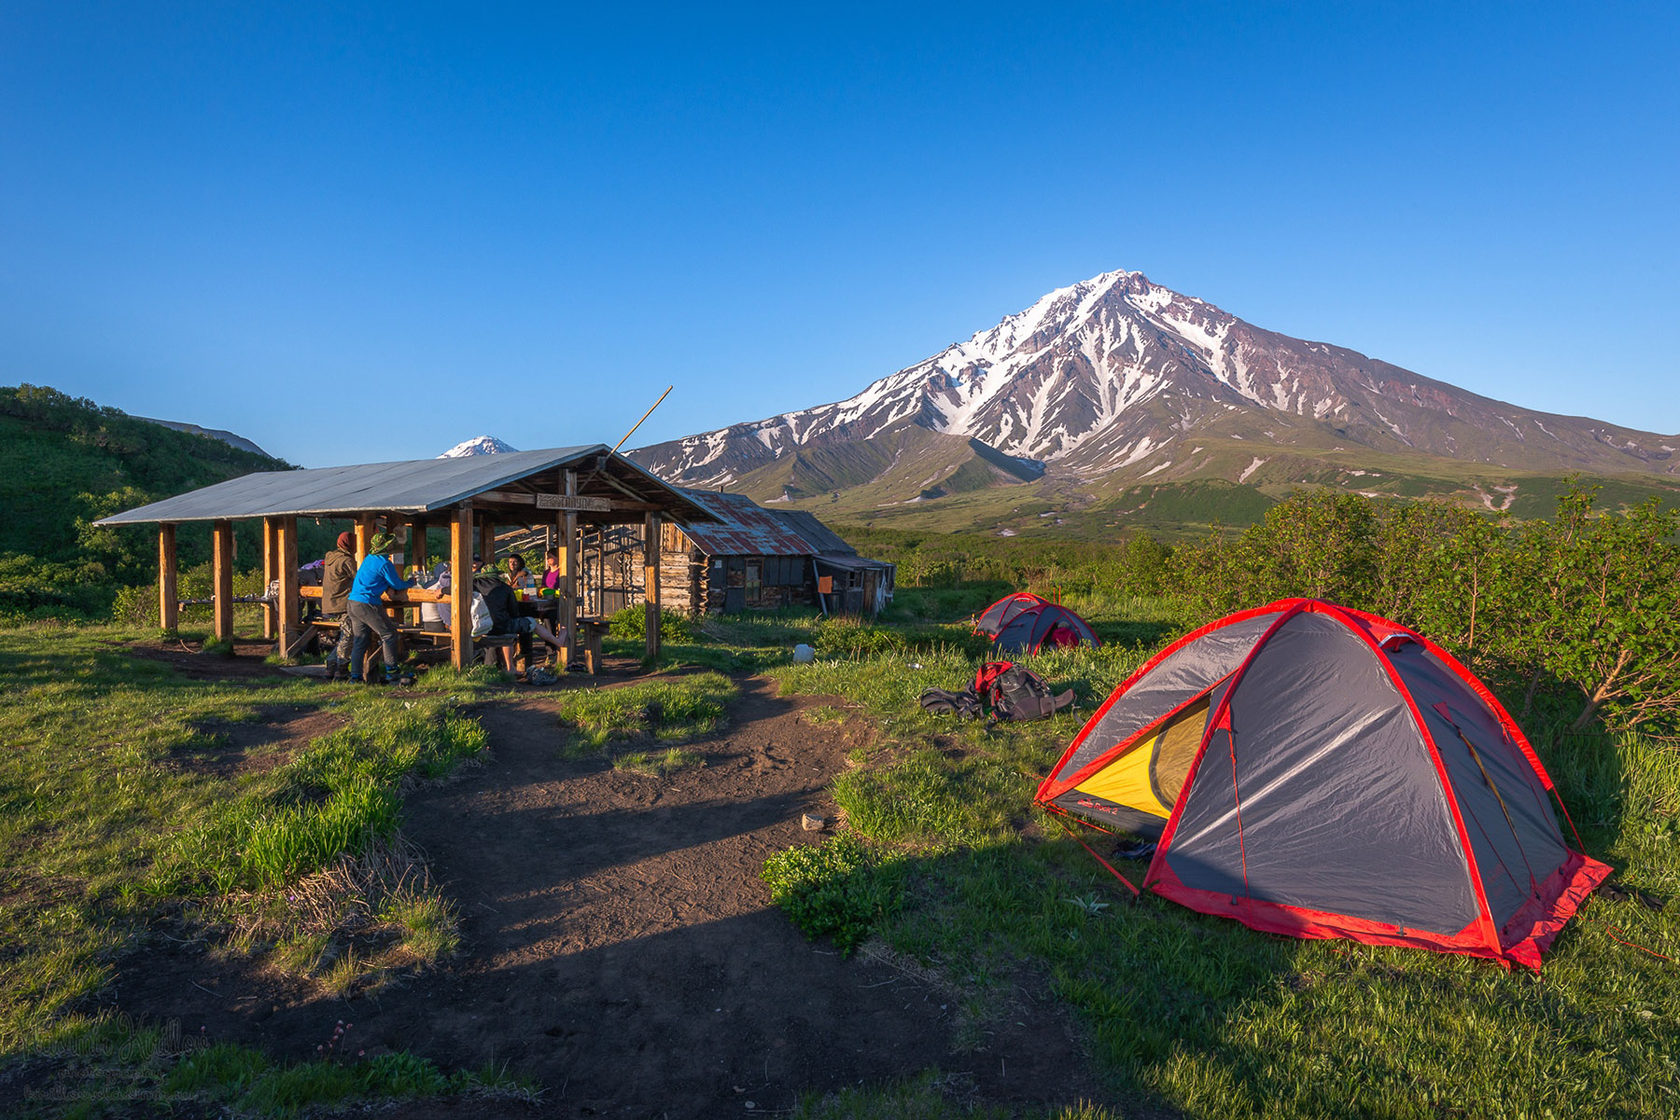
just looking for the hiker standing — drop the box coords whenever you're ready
[347,531,415,684]
[320,531,358,680]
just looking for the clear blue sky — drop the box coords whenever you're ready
[3,3,1676,467]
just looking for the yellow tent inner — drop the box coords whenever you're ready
[1071,696,1212,821]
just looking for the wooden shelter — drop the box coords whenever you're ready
[656,490,896,617]
[94,446,715,669]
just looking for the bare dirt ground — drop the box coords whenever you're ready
[105,642,1104,1117]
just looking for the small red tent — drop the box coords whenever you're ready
[1036,598,1608,969]
[975,593,1100,655]
[974,592,1051,637]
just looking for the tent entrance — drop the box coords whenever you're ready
[1051,694,1212,838]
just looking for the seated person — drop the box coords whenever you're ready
[473,571,567,672]
[419,560,452,632]
[505,553,537,593]
[542,550,562,591]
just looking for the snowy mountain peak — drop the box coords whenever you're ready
[439,435,518,458]
[630,269,1678,496]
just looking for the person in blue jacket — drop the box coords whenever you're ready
[348,531,415,684]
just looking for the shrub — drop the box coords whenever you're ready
[761,832,904,955]
[607,604,699,643]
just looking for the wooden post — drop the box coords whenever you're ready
[277,516,300,657]
[477,520,494,567]
[158,524,178,631]
[410,519,429,628]
[644,512,661,661]
[451,504,474,670]
[559,470,578,669]
[355,515,376,563]
[212,519,234,643]
[261,518,278,640]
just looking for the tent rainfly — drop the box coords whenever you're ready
[93,446,716,670]
[1036,598,1609,969]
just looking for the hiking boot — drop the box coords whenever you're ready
[383,669,417,687]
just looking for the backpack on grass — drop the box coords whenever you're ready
[919,687,983,718]
[973,661,1075,722]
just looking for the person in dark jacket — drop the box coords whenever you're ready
[474,571,568,673]
[320,531,358,680]
[348,531,415,684]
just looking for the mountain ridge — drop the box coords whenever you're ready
[630,271,1677,526]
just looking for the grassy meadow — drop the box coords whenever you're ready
[2,484,1677,1117]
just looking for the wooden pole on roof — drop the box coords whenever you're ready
[559,470,578,670]
[276,516,300,657]
[644,512,661,661]
[451,503,474,670]
[157,524,178,632]
[212,519,234,643]
[261,518,278,640]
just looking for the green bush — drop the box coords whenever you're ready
[607,604,699,643]
[761,832,904,955]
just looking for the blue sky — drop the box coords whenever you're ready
[3,3,1676,466]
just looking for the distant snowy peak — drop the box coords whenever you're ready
[439,436,518,458]
[630,268,1677,490]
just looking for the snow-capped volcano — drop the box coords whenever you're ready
[439,435,518,458]
[631,270,1676,498]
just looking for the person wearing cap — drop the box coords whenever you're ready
[320,530,358,680]
[347,530,416,684]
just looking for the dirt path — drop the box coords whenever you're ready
[110,659,1101,1116]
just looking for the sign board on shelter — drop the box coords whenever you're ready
[536,494,613,512]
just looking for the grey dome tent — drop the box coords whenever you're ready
[1036,598,1608,969]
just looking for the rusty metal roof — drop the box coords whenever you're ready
[674,490,817,555]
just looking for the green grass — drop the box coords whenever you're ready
[552,671,737,754]
[744,595,1680,1119]
[615,747,705,776]
[0,622,500,1112]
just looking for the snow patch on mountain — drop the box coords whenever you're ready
[439,436,518,458]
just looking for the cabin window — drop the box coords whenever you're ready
[746,559,762,601]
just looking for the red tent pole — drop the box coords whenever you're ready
[1054,815,1141,896]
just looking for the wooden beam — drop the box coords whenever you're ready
[157,524,178,632]
[410,519,428,629]
[477,519,494,567]
[560,470,578,669]
[212,519,234,643]
[451,504,474,670]
[276,516,300,658]
[644,512,661,661]
[261,518,278,640]
[355,515,376,564]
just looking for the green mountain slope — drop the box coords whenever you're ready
[0,384,297,618]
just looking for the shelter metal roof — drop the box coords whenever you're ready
[675,490,817,556]
[94,446,715,526]
[771,510,857,556]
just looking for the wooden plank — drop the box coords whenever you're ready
[451,505,474,670]
[644,512,661,660]
[277,516,300,658]
[212,519,234,642]
[261,518,277,640]
[157,524,178,631]
[355,515,376,564]
[477,520,494,567]
[560,470,578,670]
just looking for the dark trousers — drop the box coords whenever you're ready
[325,613,354,666]
[347,600,399,676]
